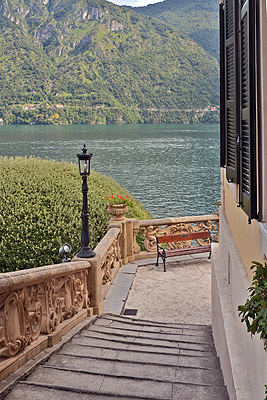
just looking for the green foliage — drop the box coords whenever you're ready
[0,105,219,125]
[134,0,219,61]
[238,261,267,339]
[0,157,151,272]
[0,0,219,125]
[199,110,220,123]
[105,194,136,207]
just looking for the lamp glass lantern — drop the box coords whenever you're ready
[77,144,92,177]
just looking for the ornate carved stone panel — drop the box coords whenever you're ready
[101,238,119,284]
[132,221,141,254]
[0,289,42,357]
[0,269,88,357]
[140,216,219,252]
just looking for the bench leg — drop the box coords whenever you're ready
[163,257,166,272]
[208,251,211,260]
[156,253,159,266]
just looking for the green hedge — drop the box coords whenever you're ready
[0,157,152,272]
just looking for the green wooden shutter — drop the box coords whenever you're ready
[220,2,226,168]
[224,0,239,182]
[239,0,257,219]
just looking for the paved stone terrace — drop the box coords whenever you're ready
[0,256,229,399]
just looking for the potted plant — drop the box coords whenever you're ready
[105,195,136,221]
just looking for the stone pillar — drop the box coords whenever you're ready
[71,256,102,315]
[120,219,128,264]
[108,220,128,265]
[132,218,141,255]
[126,219,134,262]
[108,217,141,264]
[126,218,140,262]
[87,256,103,315]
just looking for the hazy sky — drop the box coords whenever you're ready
[108,0,163,7]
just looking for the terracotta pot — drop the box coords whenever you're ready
[107,204,128,221]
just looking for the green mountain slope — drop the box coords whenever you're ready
[133,0,219,61]
[0,15,56,103]
[0,0,219,125]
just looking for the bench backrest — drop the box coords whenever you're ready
[156,230,211,244]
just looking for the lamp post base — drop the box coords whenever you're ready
[76,246,96,259]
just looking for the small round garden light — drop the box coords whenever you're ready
[59,243,72,263]
[76,144,95,259]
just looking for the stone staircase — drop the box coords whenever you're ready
[4,313,229,400]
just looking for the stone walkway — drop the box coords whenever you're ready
[124,258,211,324]
[0,256,229,399]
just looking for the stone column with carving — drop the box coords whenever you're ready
[107,220,128,265]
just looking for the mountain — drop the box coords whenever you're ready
[133,0,219,62]
[0,0,219,125]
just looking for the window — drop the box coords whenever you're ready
[220,0,257,220]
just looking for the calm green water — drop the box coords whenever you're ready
[0,123,220,218]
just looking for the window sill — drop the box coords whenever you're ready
[226,179,239,203]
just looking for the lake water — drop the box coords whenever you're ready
[0,123,220,218]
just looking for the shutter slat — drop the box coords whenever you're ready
[239,0,257,219]
[226,0,234,39]
[220,2,226,168]
[221,0,257,219]
[224,0,239,182]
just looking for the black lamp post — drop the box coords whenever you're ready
[76,144,96,259]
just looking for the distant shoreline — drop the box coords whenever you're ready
[0,108,220,126]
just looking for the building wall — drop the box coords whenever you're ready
[221,169,265,281]
[213,2,267,399]
[212,203,267,400]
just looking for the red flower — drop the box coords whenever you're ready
[105,194,136,208]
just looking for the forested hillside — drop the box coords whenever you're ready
[0,0,219,125]
[133,0,219,61]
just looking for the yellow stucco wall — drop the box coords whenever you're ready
[223,171,265,281]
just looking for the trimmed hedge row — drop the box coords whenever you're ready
[0,157,152,272]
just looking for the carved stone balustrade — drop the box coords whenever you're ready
[0,261,91,365]
[138,214,219,257]
[0,211,220,380]
[94,227,121,285]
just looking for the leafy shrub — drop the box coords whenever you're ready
[238,261,267,339]
[238,261,267,400]
[0,156,152,272]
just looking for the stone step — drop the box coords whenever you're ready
[15,369,229,400]
[4,383,154,400]
[3,314,229,400]
[98,314,212,332]
[71,334,213,355]
[80,328,213,346]
[5,381,230,400]
[59,342,221,369]
[91,321,213,340]
[45,354,224,385]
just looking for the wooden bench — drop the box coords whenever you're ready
[155,230,212,272]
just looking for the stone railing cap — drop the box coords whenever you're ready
[0,261,91,294]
